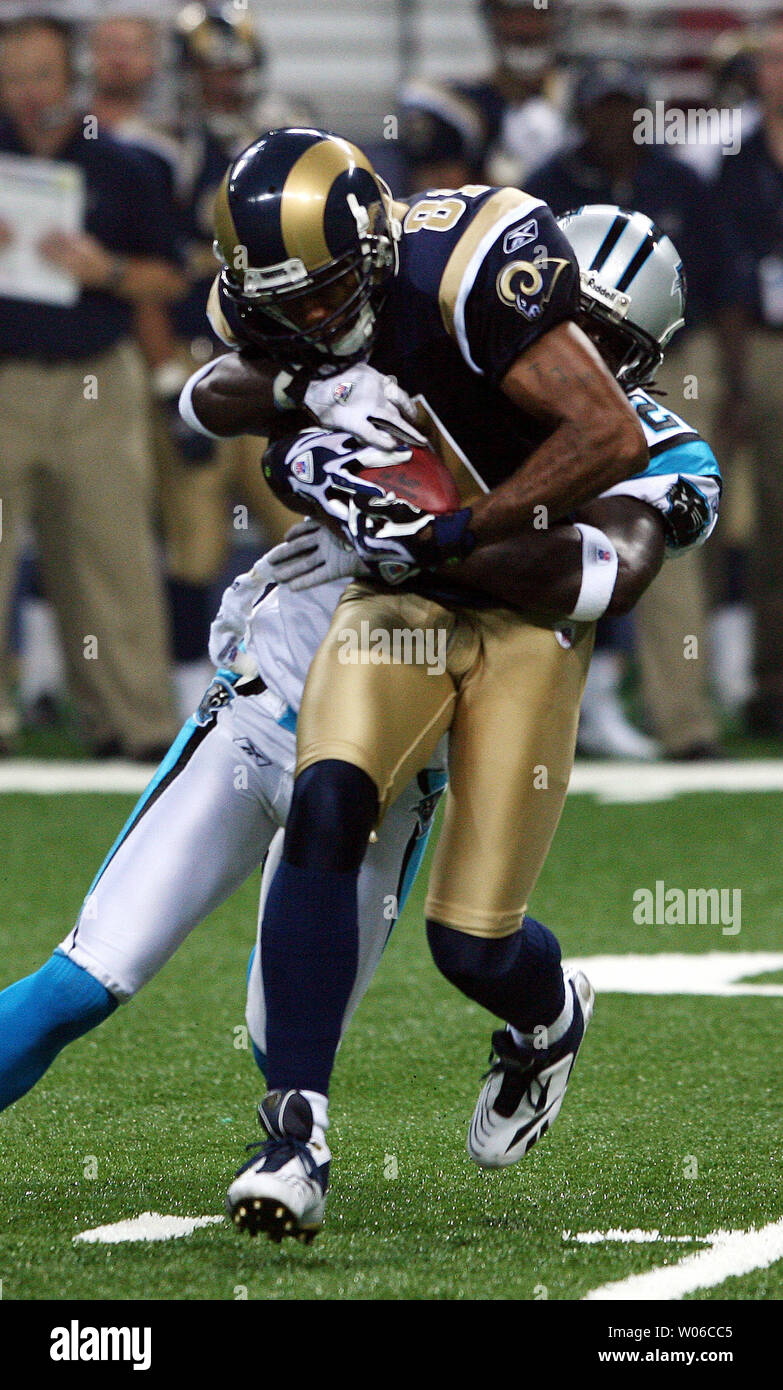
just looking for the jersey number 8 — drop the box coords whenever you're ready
[403,186,490,236]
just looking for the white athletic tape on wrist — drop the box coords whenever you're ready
[567,524,618,621]
[178,360,224,439]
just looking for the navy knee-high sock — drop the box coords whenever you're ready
[0,951,117,1111]
[260,760,377,1096]
[261,862,359,1094]
[427,916,566,1035]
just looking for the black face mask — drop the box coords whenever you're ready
[222,244,395,369]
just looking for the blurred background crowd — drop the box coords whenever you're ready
[0,0,780,763]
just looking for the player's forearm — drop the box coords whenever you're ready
[444,496,665,619]
[465,321,648,544]
[447,523,583,616]
[466,414,648,544]
[188,352,280,437]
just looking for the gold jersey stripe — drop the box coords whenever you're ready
[413,394,489,501]
[280,137,376,271]
[438,187,541,341]
[206,275,238,347]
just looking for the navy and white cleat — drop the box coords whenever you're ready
[227,1089,330,1244]
[467,968,595,1169]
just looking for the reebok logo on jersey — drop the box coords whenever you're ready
[503,218,538,255]
[233,736,271,767]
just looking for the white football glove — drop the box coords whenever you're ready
[265,519,369,591]
[263,429,413,529]
[302,363,428,451]
[208,556,274,677]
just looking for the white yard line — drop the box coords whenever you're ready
[74,1212,224,1244]
[564,1230,704,1245]
[564,952,783,997]
[584,1218,783,1300]
[3,758,783,801]
[568,759,783,803]
[0,762,154,793]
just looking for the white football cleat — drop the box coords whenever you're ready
[227,1089,330,1244]
[467,968,595,1169]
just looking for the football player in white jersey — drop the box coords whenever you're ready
[0,530,450,1114]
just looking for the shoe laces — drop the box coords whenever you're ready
[482,1029,537,1082]
[239,1134,321,1182]
[482,1030,544,1119]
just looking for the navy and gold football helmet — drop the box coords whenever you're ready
[213,127,401,368]
[176,3,265,73]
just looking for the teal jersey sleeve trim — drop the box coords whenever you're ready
[635,437,721,482]
[277,705,298,734]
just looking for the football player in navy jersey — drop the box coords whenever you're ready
[0,130,720,1245]
[177,128,661,1240]
[399,0,567,192]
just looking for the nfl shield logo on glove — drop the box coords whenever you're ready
[291,450,315,483]
[377,559,416,585]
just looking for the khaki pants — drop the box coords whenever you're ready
[633,329,719,752]
[744,331,783,701]
[0,339,177,752]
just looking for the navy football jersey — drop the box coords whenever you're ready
[399,81,507,181]
[211,183,580,495]
[371,184,578,494]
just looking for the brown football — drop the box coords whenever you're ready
[355,445,461,514]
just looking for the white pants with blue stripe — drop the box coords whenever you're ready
[57,685,446,1054]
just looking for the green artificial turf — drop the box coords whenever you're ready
[0,789,781,1299]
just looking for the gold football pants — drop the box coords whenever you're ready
[297,582,594,937]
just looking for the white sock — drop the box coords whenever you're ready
[301,1089,330,1159]
[301,1089,329,1132]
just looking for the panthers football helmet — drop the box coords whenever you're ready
[557,204,686,388]
[213,127,401,368]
